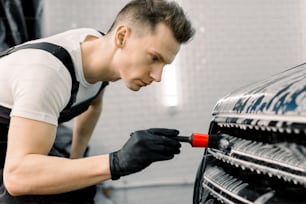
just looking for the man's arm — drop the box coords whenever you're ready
[4,117,182,196]
[70,90,105,159]
[4,116,111,196]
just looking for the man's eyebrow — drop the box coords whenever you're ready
[153,51,170,64]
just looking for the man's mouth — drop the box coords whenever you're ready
[140,80,150,86]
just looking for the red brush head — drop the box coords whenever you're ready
[191,133,209,147]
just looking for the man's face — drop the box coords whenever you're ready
[114,22,180,91]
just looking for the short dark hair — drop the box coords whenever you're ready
[107,0,195,43]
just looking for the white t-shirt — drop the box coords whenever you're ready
[0,28,104,126]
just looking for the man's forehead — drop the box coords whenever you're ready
[150,23,180,62]
[127,21,180,63]
[156,43,180,64]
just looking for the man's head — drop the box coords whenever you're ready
[108,0,195,44]
[107,0,195,91]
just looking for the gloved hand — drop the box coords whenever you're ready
[109,128,181,180]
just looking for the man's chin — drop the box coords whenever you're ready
[128,84,141,91]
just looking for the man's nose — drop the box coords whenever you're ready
[150,64,164,82]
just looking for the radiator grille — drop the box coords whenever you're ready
[193,63,306,204]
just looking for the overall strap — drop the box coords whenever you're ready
[58,81,109,123]
[0,39,109,124]
[2,42,79,109]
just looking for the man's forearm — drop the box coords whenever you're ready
[4,154,111,196]
[71,102,102,159]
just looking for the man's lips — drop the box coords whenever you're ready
[140,80,151,86]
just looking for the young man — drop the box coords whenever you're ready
[0,0,194,202]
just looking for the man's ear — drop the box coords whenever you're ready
[115,25,129,48]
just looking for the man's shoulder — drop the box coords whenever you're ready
[55,28,103,38]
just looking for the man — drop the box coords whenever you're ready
[0,0,195,203]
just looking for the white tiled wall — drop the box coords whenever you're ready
[44,0,306,203]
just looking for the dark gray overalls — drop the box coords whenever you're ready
[0,42,109,204]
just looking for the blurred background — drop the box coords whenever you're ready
[3,0,306,203]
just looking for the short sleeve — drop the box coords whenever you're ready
[10,51,71,126]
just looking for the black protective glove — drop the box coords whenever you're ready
[109,128,181,180]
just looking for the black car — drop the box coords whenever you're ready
[193,63,306,204]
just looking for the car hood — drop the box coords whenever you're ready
[213,63,306,123]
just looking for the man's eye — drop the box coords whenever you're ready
[151,55,159,62]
